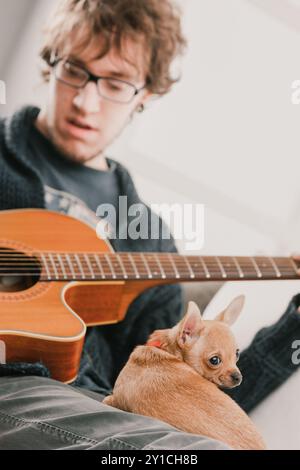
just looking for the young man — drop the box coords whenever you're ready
[0,0,300,450]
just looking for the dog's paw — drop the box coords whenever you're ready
[103,395,114,407]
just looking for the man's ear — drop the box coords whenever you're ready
[136,90,156,113]
[214,295,245,326]
[177,301,205,349]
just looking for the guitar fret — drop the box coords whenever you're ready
[186,257,205,279]
[65,254,76,279]
[128,254,140,279]
[235,257,257,277]
[121,254,136,278]
[159,257,177,277]
[155,254,166,279]
[172,256,190,279]
[251,257,262,278]
[105,254,116,279]
[216,257,227,279]
[218,257,237,278]
[199,257,211,279]
[184,257,195,279]
[49,253,59,280]
[269,257,281,278]
[110,255,126,277]
[131,254,150,278]
[99,255,112,277]
[118,255,128,280]
[93,255,105,279]
[169,253,180,279]
[288,258,298,275]
[56,254,67,280]
[145,254,164,278]
[233,257,244,279]
[84,254,95,279]
[202,257,223,278]
[75,254,85,279]
[140,253,152,279]
[41,254,51,280]
[255,257,277,278]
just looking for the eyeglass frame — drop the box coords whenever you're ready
[50,58,147,104]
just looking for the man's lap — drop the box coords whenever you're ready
[0,376,229,450]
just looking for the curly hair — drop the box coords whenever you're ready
[39,0,187,95]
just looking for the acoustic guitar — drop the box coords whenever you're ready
[0,209,299,383]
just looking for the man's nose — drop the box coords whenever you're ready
[73,81,102,114]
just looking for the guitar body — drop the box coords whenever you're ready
[0,210,161,382]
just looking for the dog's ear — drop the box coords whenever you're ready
[177,301,205,348]
[214,295,245,326]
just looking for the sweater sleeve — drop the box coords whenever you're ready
[224,293,300,413]
[0,362,51,378]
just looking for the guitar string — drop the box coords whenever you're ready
[0,252,293,263]
[0,253,296,277]
[0,251,294,263]
[0,256,293,268]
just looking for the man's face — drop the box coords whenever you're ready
[41,36,149,163]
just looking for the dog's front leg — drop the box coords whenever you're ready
[102,395,115,407]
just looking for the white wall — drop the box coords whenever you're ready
[1,0,300,256]
[112,0,300,255]
[1,0,54,115]
[0,0,36,74]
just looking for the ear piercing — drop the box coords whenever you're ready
[137,103,145,113]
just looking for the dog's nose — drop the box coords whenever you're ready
[230,372,242,385]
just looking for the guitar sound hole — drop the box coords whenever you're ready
[0,248,41,293]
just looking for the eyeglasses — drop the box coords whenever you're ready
[51,59,146,104]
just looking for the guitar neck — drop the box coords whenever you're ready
[1,251,299,283]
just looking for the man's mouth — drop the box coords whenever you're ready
[65,118,99,139]
[68,118,97,131]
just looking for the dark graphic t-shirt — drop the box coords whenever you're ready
[27,124,120,233]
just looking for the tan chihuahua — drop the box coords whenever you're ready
[103,296,266,450]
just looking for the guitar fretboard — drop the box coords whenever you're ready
[0,252,298,282]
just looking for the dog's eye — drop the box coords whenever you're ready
[209,356,221,366]
[236,350,240,361]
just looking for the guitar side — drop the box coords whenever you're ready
[0,210,166,382]
[0,210,123,382]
